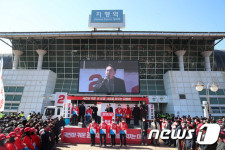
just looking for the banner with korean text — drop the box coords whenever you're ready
[0,59,5,111]
[61,127,151,144]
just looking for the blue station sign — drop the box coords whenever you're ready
[91,10,123,23]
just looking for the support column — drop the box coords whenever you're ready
[36,49,47,70]
[12,50,23,70]
[201,51,212,71]
[175,50,186,71]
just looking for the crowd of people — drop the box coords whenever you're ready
[1,108,225,150]
[150,115,225,150]
[0,111,65,150]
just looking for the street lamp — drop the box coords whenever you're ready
[193,81,219,119]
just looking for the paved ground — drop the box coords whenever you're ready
[55,140,177,150]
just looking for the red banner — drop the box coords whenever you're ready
[61,127,151,144]
[67,96,148,102]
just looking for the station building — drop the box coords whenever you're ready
[0,31,225,118]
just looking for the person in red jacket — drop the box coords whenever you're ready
[115,104,123,124]
[99,119,108,147]
[30,128,41,150]
[5,132,17,150]
[0,134,8,150]
[124,105,132,125]
[86,106,92,124]
[23,127,35,150]
[119,118,128,147]
[88,118,98,146]
[71,104,79,125]
[108,119,118,147]
[14,127,25,150]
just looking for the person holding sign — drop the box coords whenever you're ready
[109,119,118,147]
[115,104,123,124]
[71,104,79,126]
[99,119,108,147]
[119,118,128,147]
[125,105,132,125]
[88,118,98,147]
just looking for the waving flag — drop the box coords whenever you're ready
[0,58,5,111]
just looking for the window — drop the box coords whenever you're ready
[45,108,55,116]
[4,86,24,93]
[6,95,13,101]
[14,95,22,101]
[179,94,186,99]
[57,108,61,115]
[211,107,220,113]
[8,87,16,92]
[16,87,24,92]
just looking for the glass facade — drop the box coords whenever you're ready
[4,86,24,112]
[12,38,215,96]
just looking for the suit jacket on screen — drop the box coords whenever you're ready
[93,77,126,93]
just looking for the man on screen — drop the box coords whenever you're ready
[93,64,126,93]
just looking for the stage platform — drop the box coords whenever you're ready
[61,126,151,144]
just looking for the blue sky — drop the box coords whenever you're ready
[0,0,225,53]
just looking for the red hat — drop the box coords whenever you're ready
[24,127,31,132]
[0,134,6,140]
[30,128,37,133]
[14,127,22,132]
[6,132,17,138]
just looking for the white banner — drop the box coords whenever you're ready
[55,92,67,107]
[148,104,154,120]
[0,59,5,111]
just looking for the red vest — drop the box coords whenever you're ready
[86,108,92,115]
[88,122,98,133]
[23,136,35,150]
[119,122,128,131]
[71,106,79,115]
[115,108,123,116]
[124,108,132,118]
[109,123,118,133]
[99,122,108,134]
[15,134,25,149]
[5,142,17,150]
[31,134,41,149]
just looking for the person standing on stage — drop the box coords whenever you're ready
[115,104,123,124]
[105,104,113,112]
[119,118,128,147]
[141,117,148,145]
[79,102,86,123]
[140,102,148,119]
[88,118,98,147]
[132,104,140,126]
[71,104,79,125]
[109,119,118,147]
[91,104,98,123]
[86,106,92,124]
[99,119,108,147]
[125,105,132,125]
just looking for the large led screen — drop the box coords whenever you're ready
[78,61,139,93]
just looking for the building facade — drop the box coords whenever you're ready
[0,31,225,117]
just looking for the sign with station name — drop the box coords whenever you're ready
[91,10,123,23]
